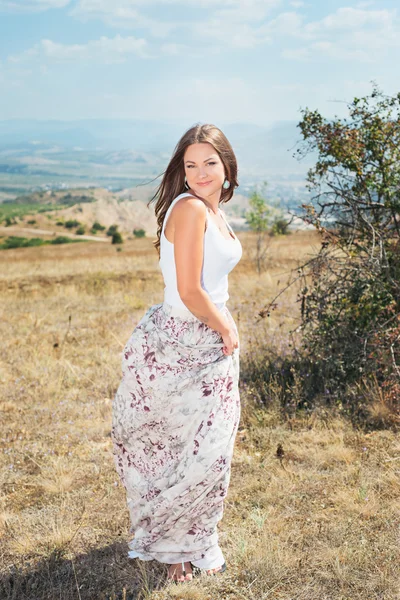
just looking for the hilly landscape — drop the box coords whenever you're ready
[0,118,314,248]
[0,187,256,248]
[0,118,314,202]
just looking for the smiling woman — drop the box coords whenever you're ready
[111,123,243,584]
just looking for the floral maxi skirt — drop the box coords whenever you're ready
[111,300,241,570]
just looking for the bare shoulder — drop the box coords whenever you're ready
[173,195,207,217]
[171,196,207,231]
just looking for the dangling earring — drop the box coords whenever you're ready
[184,177,189,190]
[223,179,230,189]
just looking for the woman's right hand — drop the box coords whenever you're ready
[221,326,239,356]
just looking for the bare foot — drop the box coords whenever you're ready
[167,561,193,582]
[205,562,226,575]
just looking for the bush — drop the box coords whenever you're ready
[51,236,75,244]
[133,228,146,238]
[1,236,25,249]
[76,225,86,235]
[0,236,45,249]
[65,219,81,229]
[92,221,106,232]
[270,218,290,236]
[112,231,123,244]
[56,221,64,226]
[27,219,37,225]
[106,224,119,237]
[272,83,400,424]
[25,237,45,247]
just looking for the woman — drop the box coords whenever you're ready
[111,123,243,584]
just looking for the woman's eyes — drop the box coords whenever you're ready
[187,162,216,168]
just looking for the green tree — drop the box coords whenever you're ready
[245,185,273,274]
[91,221,106,232]
[65,219,80,229]
[112,231,123,244]
[133,228,146,238]
[107,224,119,237]
[284,83,400,420]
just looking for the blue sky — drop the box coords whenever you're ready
[0,0,399,125]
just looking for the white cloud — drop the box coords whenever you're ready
[0,0,70,12]
[191,20,271,49]
[70,1,176,38]
[211,0,281,22]
[355,1,375,8]
[283,40,389,64]
[70,0,281,44]
[8,35,152,64]
[262,11,303,35]
[3,0,400,65]
[68,1,400,59]
[270,7,397,41]
[188,0,281,48]
[279,7,400,62]
[72,0,280,11]
[305,7,394,33]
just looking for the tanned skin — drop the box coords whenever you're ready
[164,195,238,357]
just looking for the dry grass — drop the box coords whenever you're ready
[1,230,399,599]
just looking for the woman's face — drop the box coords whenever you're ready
[183,142,226,199]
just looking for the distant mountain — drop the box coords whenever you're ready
[0,119,315,197]
[227,120,313,174]
[0,119,310,168]
[0,119,184,152]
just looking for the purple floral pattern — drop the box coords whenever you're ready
[111,301,240,566]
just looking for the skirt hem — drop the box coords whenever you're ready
[127,545,226,570]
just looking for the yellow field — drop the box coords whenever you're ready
[1,231,399,599]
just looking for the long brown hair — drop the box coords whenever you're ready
[147,123,238,258]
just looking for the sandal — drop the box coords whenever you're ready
[167,561,193,583]
[190,561,227,577]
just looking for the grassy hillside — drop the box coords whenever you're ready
[0,231,398,599]
[10,189,98,206]
[0,188,253,240]
[0,188,101,223]
[0,187,158,237]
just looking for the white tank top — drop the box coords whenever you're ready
[159,192,242,309]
